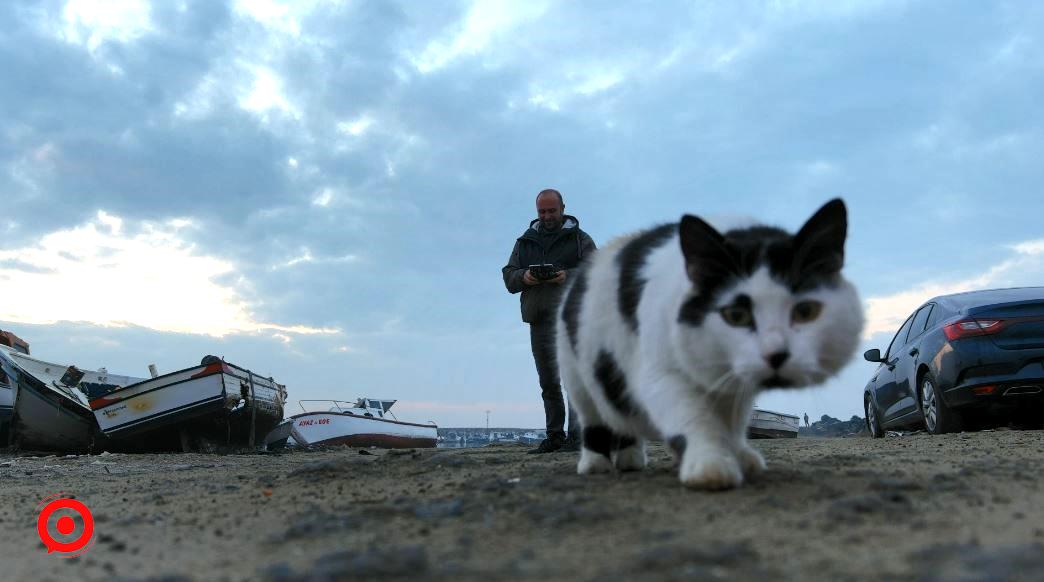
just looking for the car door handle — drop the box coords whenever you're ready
[909,348,919,357]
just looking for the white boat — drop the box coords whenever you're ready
[90,356,287,451]
[0,343,145,452]
[748,408,800,439]
[1,331,30,445]
[290,398,437,448]
[262,418,294,450]
[0,361,14,445]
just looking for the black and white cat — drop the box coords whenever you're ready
[555,199,863,489]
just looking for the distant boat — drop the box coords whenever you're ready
[748,408,800,439]
[290,398,437,448]
[90,356,286,452]
[520,431,544,444]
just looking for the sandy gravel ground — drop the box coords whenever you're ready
[2,430,1044,581]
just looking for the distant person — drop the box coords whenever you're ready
[503,188,596,454]
[804,413,810,428]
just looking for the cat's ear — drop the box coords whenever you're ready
[679,215,733,282]
[792,198,847,276]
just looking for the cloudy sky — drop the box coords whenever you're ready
[2,0,1043,428]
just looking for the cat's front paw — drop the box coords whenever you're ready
[678,450,743,490]
[577,450,613,475]
[737,444,766,478]
[613,445,647,472]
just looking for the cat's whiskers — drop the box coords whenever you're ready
[733,381,757,431]
[702,371,757,434]
[644,358,735,392]
[706,371,744,412]
[705,369,738,394]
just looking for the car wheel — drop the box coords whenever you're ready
[865,395,884,438]
[920,373,962,434]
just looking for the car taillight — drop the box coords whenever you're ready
[943,319,1007,341]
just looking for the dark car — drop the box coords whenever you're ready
[862,287,1044,436]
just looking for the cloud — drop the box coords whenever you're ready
[1012,239,1044,255]
[270,248,359,270]
[60,0,153,54]
[0,211,339,338]
[3,0,1043,428]
[233,0,301,37]
[409,0,550,74]
[337,115,374,137]
[863,238,1044,338]
[238,64,302,122]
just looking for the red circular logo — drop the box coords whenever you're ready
[37,495,94,557]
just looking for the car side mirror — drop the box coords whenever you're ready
[863,348,883,363]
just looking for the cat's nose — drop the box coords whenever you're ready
[766,351,789,369]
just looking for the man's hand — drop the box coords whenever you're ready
[549,270,567,284]
[523,269,542,286]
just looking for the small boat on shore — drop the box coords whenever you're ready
[0,360,14,445]
[1,330,30,445]
[262,418,294,451]
[0,342,145,452]
[290,398,437,448]
[748,408,800,439]
[90,356,287,452]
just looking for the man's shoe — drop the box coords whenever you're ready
[558,435,581,452]
[527,436,564,454]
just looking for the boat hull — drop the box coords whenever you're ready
[91,361,285,451]
[0,384,12,425]
[0,343,16,445]
[0,344,151,451]
[748,409,800,439]
[0,347,113,452]
[263,419,294,450]
[290,411,437,448]
[12,374,97,452]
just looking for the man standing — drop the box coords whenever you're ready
[503,189,596,453]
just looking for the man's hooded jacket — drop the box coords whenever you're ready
[503,215,596,323]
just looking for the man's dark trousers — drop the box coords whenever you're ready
[529,318,578,439]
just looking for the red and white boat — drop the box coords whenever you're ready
[90,356,287,451]
[290,398,437,448]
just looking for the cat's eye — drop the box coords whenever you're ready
[792,301,823,324]
[719,305,754,328]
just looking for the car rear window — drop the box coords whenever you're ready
[887,316,915,358]
[909,304,933,339]
[925,304,944,330]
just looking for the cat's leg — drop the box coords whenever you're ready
[674,415,743,490]
[736,440,766,478]
[726,401,768,478]
[716,390,765,478]
[563,369,613,475]
[646,372,744,490]
[612,434,647,472]
[578,424,615,474]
